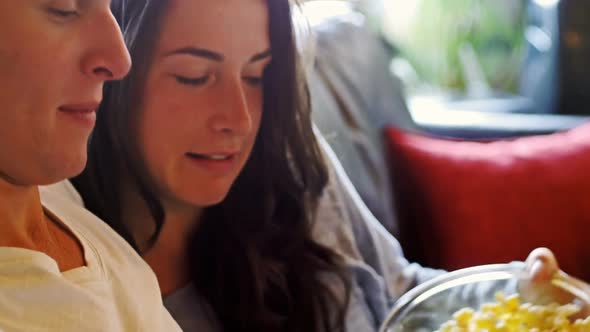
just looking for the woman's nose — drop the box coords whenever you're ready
[210,82,254,136]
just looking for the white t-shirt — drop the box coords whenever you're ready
[0,181,181,332]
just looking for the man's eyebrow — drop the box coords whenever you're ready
[248,49,272,63]
[164,47,224,61]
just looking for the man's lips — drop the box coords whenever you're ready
[58,102,100,128]
[58,102,100,113]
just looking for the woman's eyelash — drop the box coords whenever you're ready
[243,77,263,86]
[174,75,262,87]
[48,8,79,18]
[174,75,210,86]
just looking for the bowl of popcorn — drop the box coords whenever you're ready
[379,264,590,332]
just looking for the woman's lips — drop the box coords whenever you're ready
[186,152,234,160]
[185,152,239,175]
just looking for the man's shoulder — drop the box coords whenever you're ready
[41,180,84,205]
[39,181,140,265]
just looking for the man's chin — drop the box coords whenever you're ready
[43,154,88,185]
[0,152,87,187]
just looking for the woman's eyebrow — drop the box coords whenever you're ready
[164,47,224,61]
[79,0,92,9]
[248,49,271,63]
[163,47,271,63]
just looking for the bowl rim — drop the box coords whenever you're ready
[378,263,590,332]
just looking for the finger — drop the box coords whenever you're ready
[525,247,559,282]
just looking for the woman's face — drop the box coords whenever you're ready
[0,0,131,186]
[139,0,270,210]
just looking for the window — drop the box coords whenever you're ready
[376,0,590,116]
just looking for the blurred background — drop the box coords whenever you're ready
[305,0,590,118]
[299,0,590,280]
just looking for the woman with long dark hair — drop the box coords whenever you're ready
[69,0,579,331]
[72,0,350,330]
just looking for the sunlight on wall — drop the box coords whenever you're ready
[533,0,559,8]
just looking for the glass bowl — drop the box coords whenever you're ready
[379,264,590,332]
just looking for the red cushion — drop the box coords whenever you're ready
[385,123,590,281]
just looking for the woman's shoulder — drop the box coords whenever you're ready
[313,131,444,306]
[164,284,222,332]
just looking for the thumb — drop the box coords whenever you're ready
[525,247,559,282]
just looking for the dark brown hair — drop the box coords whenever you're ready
[72,0,350,330]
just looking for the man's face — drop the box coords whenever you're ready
[0,0,130,186]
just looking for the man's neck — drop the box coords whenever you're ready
[0,178,86,271]
[0,179,47,248]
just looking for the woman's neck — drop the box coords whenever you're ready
[122,186,203,296]
[142,207,202,296]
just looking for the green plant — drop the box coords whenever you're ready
[381,0,526,94]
